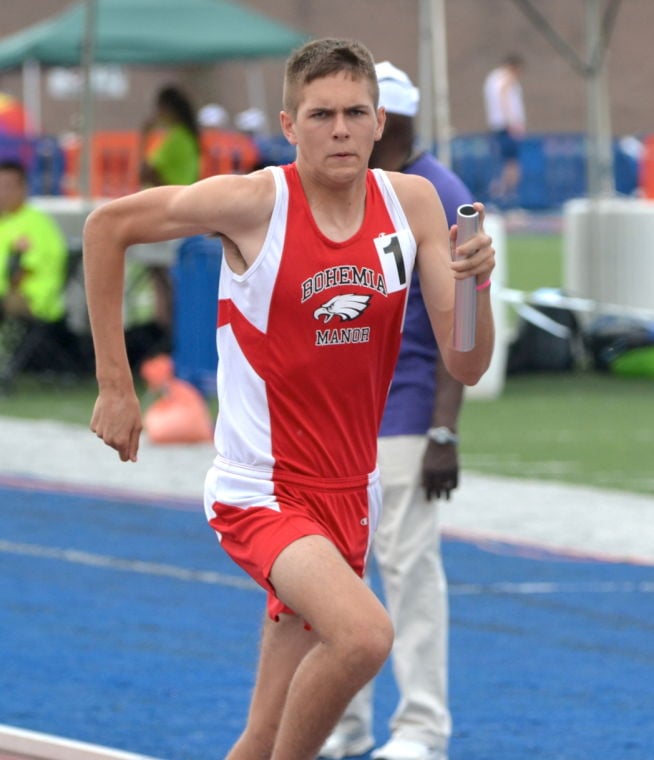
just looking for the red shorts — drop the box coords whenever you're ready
[206,466,381,620]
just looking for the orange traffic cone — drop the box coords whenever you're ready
[141,355,214,444]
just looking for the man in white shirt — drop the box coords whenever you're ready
[483,54,526,207]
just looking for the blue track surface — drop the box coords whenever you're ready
[1,481,653,760]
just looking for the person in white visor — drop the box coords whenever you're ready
[320,60,477,760]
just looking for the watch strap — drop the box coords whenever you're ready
[426,426,459,445]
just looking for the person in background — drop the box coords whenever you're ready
[198,102,230,132]
[0,159,74,387]
[140,84,200,187]
[0,160,67,322]
[320,61,474,760]
[139,85,201,353]
[234,106,269,138]
[232,107,268,172]
[483,53,526,208]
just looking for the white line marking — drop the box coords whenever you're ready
[0,722,162,760]
[450,580,654,595]
[0,539,260,592]
[2,540,652,596]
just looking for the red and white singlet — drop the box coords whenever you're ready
[204,163,417,552]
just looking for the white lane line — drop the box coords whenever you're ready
[2,540,653,596]
[450,580,654,595]
[0,539,259,592]
[0,722,162,760]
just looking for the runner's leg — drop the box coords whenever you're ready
[228,535,393,760]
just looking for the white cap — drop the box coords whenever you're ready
[375,60,420,117]
[198,103,229,128]
[234,107,268,134]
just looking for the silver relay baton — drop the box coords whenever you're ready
[453,204,479,352]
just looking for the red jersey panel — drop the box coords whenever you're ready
[212,163,416,482]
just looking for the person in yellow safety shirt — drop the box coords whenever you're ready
[0,159,67,324]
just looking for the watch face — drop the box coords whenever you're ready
[429,427,457,445]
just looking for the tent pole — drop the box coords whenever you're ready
[429,0,452,169]
[79,0,98,199]
[585,0,614,198]
[22,59,42,136]
[245,63,268,123]
[417,0,434,152]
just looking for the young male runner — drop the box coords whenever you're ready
[84,38,495,760]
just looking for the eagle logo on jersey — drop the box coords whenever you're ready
[313,294,371,323]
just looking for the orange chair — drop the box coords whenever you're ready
[60,131,141,198]
[199,129,261,178]
[91,131,141,198]
[639,135,654,199]
[60,128,262,197]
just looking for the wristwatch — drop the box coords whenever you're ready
[427,426,459,445]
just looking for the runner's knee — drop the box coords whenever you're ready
[334,608,394,677]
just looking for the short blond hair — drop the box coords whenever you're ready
[283,38,379,116]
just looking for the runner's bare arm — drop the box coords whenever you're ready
[83,171,275,462]
[392,173,495,385]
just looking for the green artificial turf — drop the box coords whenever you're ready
[461,372,654,496]
[505,233,562,292]
[1,230,652,497]
[0,374,105,426]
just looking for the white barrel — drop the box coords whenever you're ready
[564,197,654,313]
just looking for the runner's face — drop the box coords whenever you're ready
[281,71,384,181]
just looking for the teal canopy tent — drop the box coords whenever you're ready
[0,0,307,67]
[0,0,306,194]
